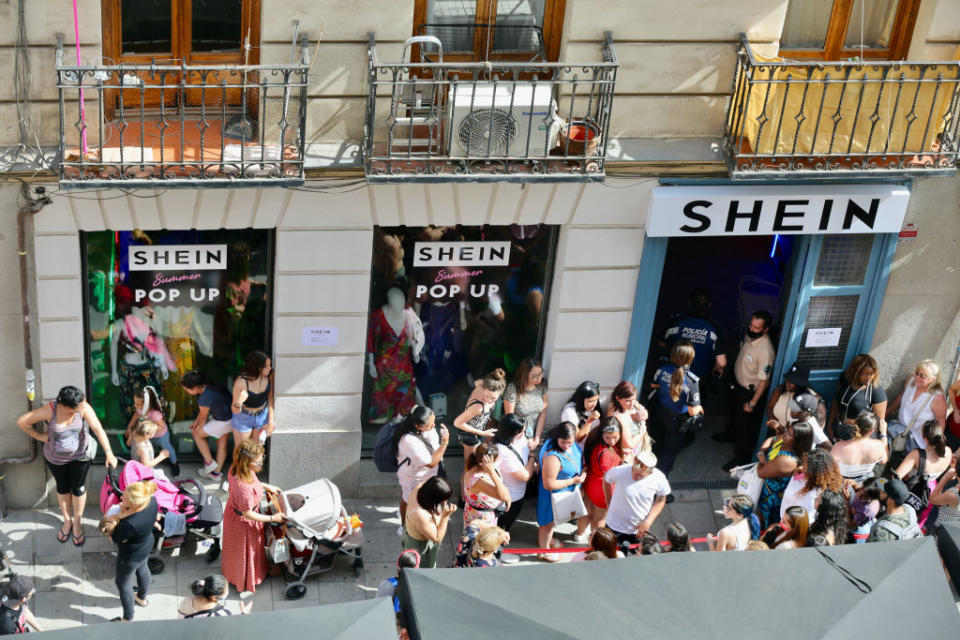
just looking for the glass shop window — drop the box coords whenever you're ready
[83,229,273,459]
[362,224,559,449]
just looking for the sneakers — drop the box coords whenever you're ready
[170,462,181,478]
[199,460,219,479]
[572,531,590,545]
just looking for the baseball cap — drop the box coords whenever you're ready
[3,576,34,602]
[634,450,658,469]
[788,391,820,415]
[878,478,910,506]
[783,362,810,388]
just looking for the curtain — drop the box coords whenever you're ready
[780,0,834,49]
[843,0,898,50]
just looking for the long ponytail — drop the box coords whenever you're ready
[668,340,696,403]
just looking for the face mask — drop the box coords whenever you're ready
[746,329,763,340]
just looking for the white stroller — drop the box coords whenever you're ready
[264,478,364,600]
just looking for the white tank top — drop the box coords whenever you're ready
[899,379,941,447]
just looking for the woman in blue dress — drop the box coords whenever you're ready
[537,422,588,561]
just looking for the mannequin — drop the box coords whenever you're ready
[367,287,424,424]
[111,304,174,422]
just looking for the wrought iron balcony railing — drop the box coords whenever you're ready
[724,35,960,179]
[55,35,309,188]
[364,32,617,183]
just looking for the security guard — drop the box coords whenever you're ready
[661,288,727,382]
[724,310,775,471]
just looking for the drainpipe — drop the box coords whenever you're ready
[0,184,50,467]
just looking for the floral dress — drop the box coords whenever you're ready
[367,307,417,423]
[463,471,504,529]
[756,450,798,528]
[221,472,268,593]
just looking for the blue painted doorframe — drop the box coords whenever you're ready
[622,229,900,453]
[622,235,667,388]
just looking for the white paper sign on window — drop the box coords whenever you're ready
[302,326,339,347]
[805,327,842,348]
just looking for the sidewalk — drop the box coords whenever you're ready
[0,461,734,630]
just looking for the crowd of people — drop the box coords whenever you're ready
[4,308,960,633]
[8,349,282,626]
[387,309,960,584]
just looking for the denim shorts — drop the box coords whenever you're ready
[231,407,269,432]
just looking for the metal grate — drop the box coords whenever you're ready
[54,33,309,188]
[670,479,738,490]
[723,34,960,179]
[364,31,618,183]
[796,295,859,370]
[814,234,873,286]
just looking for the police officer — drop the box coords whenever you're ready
[651,340,703,491]
[661,288,727,382]
[723,310,775,471]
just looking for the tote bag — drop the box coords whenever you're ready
[732,463,763,503]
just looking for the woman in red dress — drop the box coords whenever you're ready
[221,439,284,613]
[583,418,627,535]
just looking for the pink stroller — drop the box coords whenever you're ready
[100,459,223,562]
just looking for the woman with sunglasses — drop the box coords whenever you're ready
[886,359,948,454]
[503,358,549,448]
[221,439,285,613]
[606,380,650,454]
[560,381,603,444]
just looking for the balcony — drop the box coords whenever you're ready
[724,35,960,179]
[55,36,309,189]
[364,32,618,183]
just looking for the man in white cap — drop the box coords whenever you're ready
[602,450,671,555]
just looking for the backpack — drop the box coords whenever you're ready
[373,417,406,472]
[902,449,932,513]
[875,507,922,540]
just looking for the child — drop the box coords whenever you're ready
[125,386,179,477]
[849,477,882,543]
[181,370,234,479]
[131,419,169,481]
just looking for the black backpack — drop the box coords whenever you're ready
[903,449,932,513]
[373,417,405,472]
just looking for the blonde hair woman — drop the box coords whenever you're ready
[102,480,158,621]
[221,440,285,613]
[887,359,948,453]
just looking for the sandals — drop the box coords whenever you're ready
[537,553,559,563]
[56,523,71,544]
[72,530,86,547]
[134,596,148,607]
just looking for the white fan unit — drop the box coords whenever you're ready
[447,82,558,158]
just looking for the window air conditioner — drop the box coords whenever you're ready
[447,82,559,158]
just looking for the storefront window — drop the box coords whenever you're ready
[362,224,558,448]
[83,229,273,459]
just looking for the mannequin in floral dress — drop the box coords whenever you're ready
[367,286,424,424]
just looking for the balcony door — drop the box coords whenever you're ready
[411,0,565,63]
[102,0,261,111]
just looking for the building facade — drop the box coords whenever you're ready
[1,0,959,508]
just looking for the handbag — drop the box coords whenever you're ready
[731,463,763,504]
[264,491,290,564]
[551,486,587,524]
[77,425,99,462]
[890,390,935,454]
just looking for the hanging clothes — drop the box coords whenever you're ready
[367,307,417,423]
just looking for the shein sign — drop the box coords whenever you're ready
[646,185,910,237]
[129,245,228,271]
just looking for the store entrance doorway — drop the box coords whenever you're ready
[642,234,800,482]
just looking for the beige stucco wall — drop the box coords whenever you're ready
[871,173,960,394]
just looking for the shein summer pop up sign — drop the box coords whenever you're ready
[128,244,227,305]
[412,241,511,300]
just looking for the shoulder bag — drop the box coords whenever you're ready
[549,451,587,524]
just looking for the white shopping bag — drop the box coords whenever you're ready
[730,463,764,504]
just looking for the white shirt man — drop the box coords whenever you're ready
[603,450,671,553]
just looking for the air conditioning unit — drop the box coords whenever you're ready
[447,82,559,158]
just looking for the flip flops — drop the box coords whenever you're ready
[56,524,70,544]
[72,530,85,547]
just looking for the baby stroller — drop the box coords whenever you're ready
[263,478,364,600]
[101,459,224,563]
